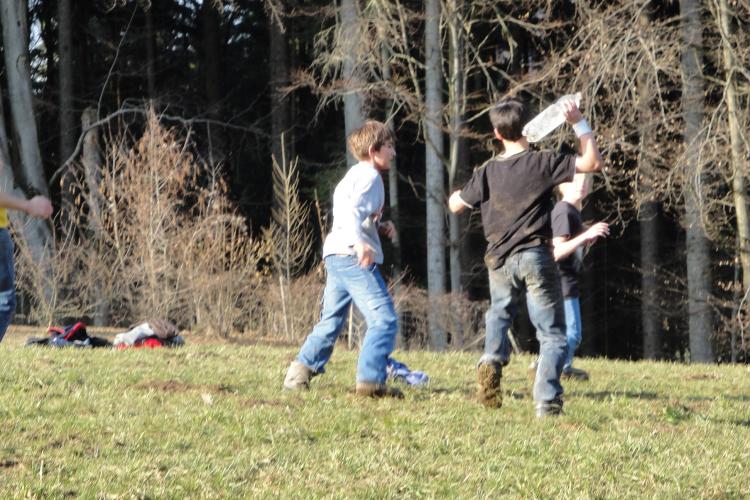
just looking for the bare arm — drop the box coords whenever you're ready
[561,101,603,173]
[0,193,52,218]
[574,133,603,173]
[552,222,609,261]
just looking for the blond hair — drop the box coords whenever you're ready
[347,120,394,162]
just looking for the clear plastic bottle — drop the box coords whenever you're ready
[522,92,582,143]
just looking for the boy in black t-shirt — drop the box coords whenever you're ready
[448,96,602,417]
[550,174,609,381]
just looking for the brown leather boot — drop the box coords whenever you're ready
[355,382,404,399]
[477,362,502,408]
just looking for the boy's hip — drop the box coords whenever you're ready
[488,244,560,296]
[485,239,551,270]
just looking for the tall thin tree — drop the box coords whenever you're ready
[269,5,291,169]
[200,0,226,166]
[637,6,662,360]
[58,0,75,178]
[341,0,364,166]
[447,0,465,346]
[425,0,446,349]
[680,0,714,362]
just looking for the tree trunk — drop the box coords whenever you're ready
[144,4,156,100]
[200,1,226,165]
[1,0,48,196]
[680,0,714,363]
[447,0,464,347]
[58,0,75,219]
[269,7,291,168]
[637,8,662,360]
[81,108,109,326]
[425,0,446,349]
[640,201,661,359]
[340,0,364,166]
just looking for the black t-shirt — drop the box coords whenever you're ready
[459,150,576,269]
[552,200,584,297]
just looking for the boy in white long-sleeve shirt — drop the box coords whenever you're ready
[283,120,402,398]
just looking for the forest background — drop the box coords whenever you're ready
[1,0,749,364]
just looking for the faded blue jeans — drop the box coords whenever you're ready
[297,254,398,384]
[0,229,16,342]
[480,245,567,404]
[563,297,582,372]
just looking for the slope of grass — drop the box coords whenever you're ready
[0,333,748,497]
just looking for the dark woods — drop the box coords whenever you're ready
[2,0,749,363]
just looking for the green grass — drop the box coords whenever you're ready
[0,335,748,497]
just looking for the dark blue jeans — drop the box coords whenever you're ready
[480,246,567,403]
[297,255,398,384]
[0,229,16,342]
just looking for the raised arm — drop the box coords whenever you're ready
[561,101,603,173]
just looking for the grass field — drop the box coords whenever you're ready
[0,327,748,497]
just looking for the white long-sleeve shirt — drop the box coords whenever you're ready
[322,161,385,264]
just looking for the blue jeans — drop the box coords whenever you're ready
[0,229,16,342]
[480,246,567,403]
[563,297,582,371]
[297,255,398,384]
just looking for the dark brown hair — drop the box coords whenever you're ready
[488,96,531,141]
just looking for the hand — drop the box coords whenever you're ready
[378,220,397,243]
[26,196,53,219]
[353,241,375,268]
[583,222,609,243]
[562,100,584,125]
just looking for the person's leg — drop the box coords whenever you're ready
[342,260,398,387]
[521,247,567,413]
[295,256,352,374]
[477,257,521,408]
[563,297,582,371]
[479,262,519,367]
[0,229,16,343]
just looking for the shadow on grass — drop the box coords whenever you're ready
[570,390,660,401]
[718,395,750,402]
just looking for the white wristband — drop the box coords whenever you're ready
[573,119,592,137]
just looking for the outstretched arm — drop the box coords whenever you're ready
[561,101,603,173]
[0,193,52,218]
[552,222,609,261]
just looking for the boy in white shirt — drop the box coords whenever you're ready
[283,121,402,398]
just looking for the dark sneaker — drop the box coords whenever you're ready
[535,398,564,418]
[477,362,502,408]
[561,367,590,381]
[527,359,538,382]
[283,361,315,390]
[355,382,404,399]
